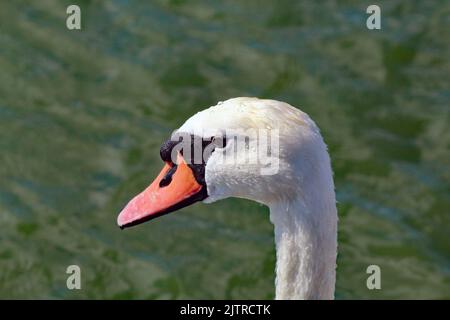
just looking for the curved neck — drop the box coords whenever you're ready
[269,195,337,299]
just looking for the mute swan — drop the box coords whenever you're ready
[118,97,337,300]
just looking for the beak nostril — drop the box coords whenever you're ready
[159,177,171,188]
[159,165,177,188]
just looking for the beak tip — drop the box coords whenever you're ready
[117,210,128,229]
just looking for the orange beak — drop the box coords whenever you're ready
[117,153,206,229]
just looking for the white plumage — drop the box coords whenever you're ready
[176,97,338,299]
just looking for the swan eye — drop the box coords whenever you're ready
[212,135,227,148]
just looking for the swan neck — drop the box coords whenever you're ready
[269,198,337,300]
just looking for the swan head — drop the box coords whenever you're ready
[117,97,330,228]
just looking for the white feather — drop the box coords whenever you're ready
[176,97,337,299]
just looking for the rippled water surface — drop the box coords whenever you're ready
[0,0,449,299]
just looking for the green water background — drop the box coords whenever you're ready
[0,0,449,299]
